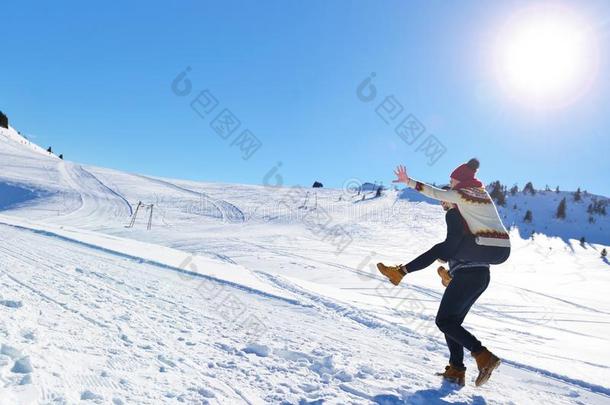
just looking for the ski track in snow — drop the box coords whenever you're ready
[0,227,254,403]
[225,238,594,337]
[53,162,133,226]
[133,174,245,223]
[0,220,298,306]
[0,223,608,404]
[79,167,134,217]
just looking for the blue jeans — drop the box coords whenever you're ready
[435,266,490,368]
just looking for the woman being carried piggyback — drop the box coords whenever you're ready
[379,158,510,387]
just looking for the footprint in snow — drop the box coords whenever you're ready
[0,300,23,308]
[21,330,36,341]
[11,356,33,374]
[158,354,177,367]
[1,344,22,359]
[19,374,33,385]
[242,343,270,357]
[197,387,215,398]
[81,390,104,402]
[119,334,133,344]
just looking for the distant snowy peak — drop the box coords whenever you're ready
[0,125,57,158]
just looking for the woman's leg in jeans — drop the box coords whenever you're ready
[445,333,465,369]
[404,243,445,273]
[435,268,490,353]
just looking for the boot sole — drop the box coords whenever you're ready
[435,371,465,386]
[475,357,501,387]
[441,376,465,386]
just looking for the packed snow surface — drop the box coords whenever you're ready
[1,125,610,404]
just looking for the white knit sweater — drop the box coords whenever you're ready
[407,179,511,248]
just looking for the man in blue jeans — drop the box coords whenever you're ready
[435,262,491,386]
[377,198,500,386]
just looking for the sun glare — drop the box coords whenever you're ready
[495,5,599,108]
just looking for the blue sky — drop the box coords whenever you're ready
[2,0,609,195]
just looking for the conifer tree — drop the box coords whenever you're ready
[489,181,506,206]
[556,197,567,219]
[523,182,536,195]
[0,111,8,129]
[574,187,582,202]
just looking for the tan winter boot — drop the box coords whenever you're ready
[437,266,453,287]
[472,348,501,386]
[376,263,406,286]
[435,364,466,386]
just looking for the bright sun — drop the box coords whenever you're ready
[495,5,599,108]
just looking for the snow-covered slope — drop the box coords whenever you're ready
[499,189,610,245]
[1,125,610,404]
[0,126,56,159]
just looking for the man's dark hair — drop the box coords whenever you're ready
[466,158,480,171]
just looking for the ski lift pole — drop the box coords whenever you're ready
[147,204,154,231]
[128,201,142,228]
[299,192,310,209]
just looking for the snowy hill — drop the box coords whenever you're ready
[0,126,57,159]
[498,188,609,246]
[1,124,610,404]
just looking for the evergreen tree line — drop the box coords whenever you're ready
[486,181,607,222]
[0,111,8,129]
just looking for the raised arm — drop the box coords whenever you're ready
[393,165,461,203]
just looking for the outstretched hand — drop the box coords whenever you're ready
[393,165,410,184]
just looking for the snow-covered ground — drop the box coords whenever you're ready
[496,187,609,246]
[1,125,609,404]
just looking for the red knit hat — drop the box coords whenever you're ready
[450,159,483,189]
